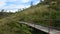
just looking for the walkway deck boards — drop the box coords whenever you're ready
[19,21,60,34]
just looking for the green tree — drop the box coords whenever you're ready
[0,9,5,12]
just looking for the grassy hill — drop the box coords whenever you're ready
[0,0,60,34]
[14,2,60,29]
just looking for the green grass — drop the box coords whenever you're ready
[0,18,32,34]
[14,4,60,29]
[0,1,60,34]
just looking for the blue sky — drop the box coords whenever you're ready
[0,0,40,12]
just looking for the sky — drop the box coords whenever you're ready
[0,0,40,12]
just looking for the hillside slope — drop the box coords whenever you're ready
[15,4,60,30]
[0,0,60,34]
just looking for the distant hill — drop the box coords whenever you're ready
[0,12,14,19]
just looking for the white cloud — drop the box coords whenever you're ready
[6,0,31,3]
[0,0,31,9]
[6,9,17,12]
[33,0,40,5]
[21,0,31,3]
[4,4,30,9]
[0,0,6,7]
[3,4,30,12]
[7,0,17,2]
[0,0,39,12]
[0,2,6,7]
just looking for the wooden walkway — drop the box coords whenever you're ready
[19,21,60,34]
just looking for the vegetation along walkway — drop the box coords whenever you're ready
[19,21,60,34]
